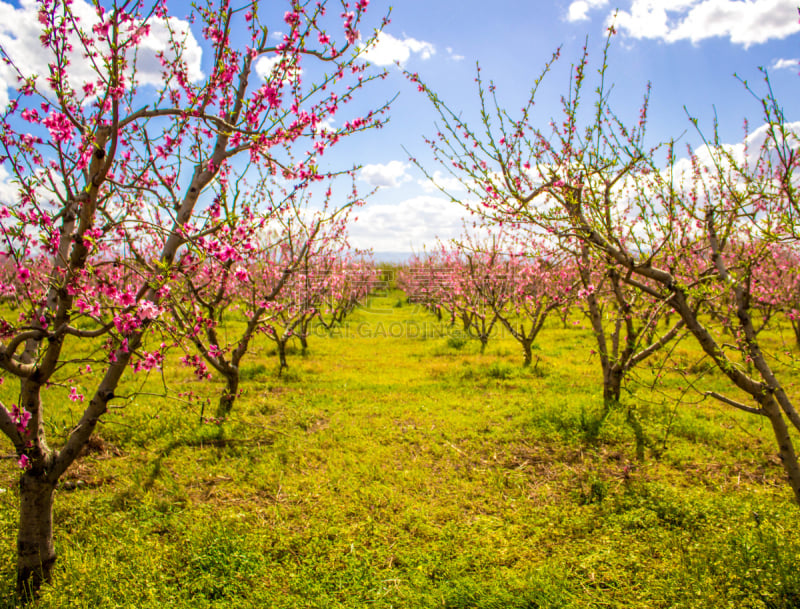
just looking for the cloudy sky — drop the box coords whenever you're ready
[342,0,800,255]
[1,0,799,256]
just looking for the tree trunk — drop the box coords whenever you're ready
[521,340,532,367]
[602,365,648,460]
[17,473,56,599]
[277,339,288,374]
[602,365,623,405]
[761,394,800,505]
[216,369,240,419]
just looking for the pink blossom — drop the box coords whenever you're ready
[284,10,300,26]
[21,108,40,122]
[131,350,163,372]
[10,404,31,433]
[42,111,74,144]
[113,313,141,335]
[118,291,136,307]
[137,300,162,320]
[181,354,211,380]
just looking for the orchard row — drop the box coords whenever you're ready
[399,236,800,397]
[402,29,800,507]
[0,0,797,599]
[0,0,388,594]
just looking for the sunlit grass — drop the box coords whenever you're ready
[0,289,797,607]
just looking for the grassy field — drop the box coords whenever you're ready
[0,288,799,608]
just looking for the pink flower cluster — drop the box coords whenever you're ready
[42,111,74,144]
[131,349,164,373]
[10,404,31,434]
[180,354,212,380]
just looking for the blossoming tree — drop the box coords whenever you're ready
[0,0,388,594]
[411,39,685,426]
[453,232,578,366]
[411,32,800,498]
[169,174,365,417]
[257,183,360,373]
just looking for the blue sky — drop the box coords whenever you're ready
[342,0,800,255]
[1,0,798,256]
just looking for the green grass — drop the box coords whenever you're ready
[0,290,799,607]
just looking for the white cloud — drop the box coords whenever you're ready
[566,0,609,22]
[0,0,202,106]
[256,54,302,83]
[133,17,203,86]
[667,122,800,193]
[359,161,412,188]
[445,47,465,61]
[772,57,799,70]
[418,171,469,194]
[361,32,435,66]
[348,195,469,251]
[312,116,336,136]
[0,76,7,109]
[613,0,800,47]
[717,121,799,168]
[0,164,17,206]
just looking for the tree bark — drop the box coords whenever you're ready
[17,473,56,599]
[601,367,648,460]
[277,339,288,374]
[602,365,623,405]
[522,340,533,367]
[760,394,800,504]
[216,368,240,419]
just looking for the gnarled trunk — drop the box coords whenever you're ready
[760,394,800,505]
[216,368,240,419]
[277,339,288,374]
[17,473,56,599]
[602,365,647,460]
[602,365,623,405]
[521,340,533,367]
